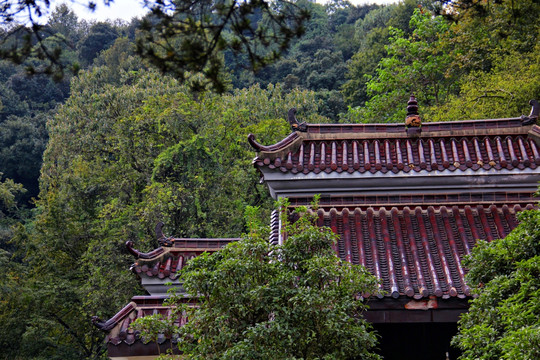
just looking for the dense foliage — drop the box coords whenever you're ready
[0,0,309,90]
[452,210,540,359]
[137,0,310,93]
[133,205,381,359]
[345,0,539,122]
[347,7,456,122]
[1,64,328,358]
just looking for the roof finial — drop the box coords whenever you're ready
[521,100,539,125]
[407,94,419,117]
[288,108,307,132]
[155,222,173,247]
[405,94,422,136]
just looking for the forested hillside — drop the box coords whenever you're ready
[0,0,538,358]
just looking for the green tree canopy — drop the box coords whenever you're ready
[425,48,540,122]
[346,7,457,123]
[444,0,539,74]
[135,0,310,92]
[0,173,25,218]
[343,0,539,122]
[78,22,120,66]
[452,209,540,360]
[3,64,329,359]
[342,0,417,107]
[0,0,310,89]
[134,204,381,359]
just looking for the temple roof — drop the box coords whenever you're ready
[128,237,238,280]
[96,101,540,357]
[93,295,189,356]
[310,203,533,300]
[249,104,540,200]
[126,237,238,295]
[117,200,533,303]
[97,203,528,346]
[251,103,540,300]
[251,119,540,176]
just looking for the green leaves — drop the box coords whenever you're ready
[136,0,310,93]
[0,174,25,213]
[346,8,457,123]
[453,210,540,359]
[153,206,381,359]
[11,67,328,358]
[342,0,539,123]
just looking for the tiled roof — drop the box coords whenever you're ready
[128,238,238,280]
[131,252,191,280]
[126,198,533,299]
[93,295,190,347]
[310,203,533,300]
[97,203,531,343]
[97,104,540,358]
[251,119,540,175]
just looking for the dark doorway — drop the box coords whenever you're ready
[373,323,460,360]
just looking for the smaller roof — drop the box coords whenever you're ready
[94,234,239,356]
[128,238,236,280]
[127,237,238,283]
[93,295,191,355]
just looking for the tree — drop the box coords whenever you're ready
[0,0,106,80]
[135,0,310,92]
[133,204,381,359]
[0,113,48,200]
[227,1,379,120]
[452,209,540,360]
[0,1,309,89]
[3,64,329,359]
[92,36,146,85]
[0,174,29,360]
[341,0,417,108]
[442,0,539,75]
[325,0,379,60]
[345,7,457,123]
[0,173,25,220]
[78,22,119,65]
[424,47,540,122]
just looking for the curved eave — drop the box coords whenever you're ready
[248,132,301,154]
[95,296,196,344]
[129,238,240,294]
[93,302,137,332]
[126,238,239,262]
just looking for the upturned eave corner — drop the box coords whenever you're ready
[247,108,309,159]
[248,131,303,160]
[525,100,540,146]
[126,240,165,260]
[92,301,137,332]
[125,222,177,261]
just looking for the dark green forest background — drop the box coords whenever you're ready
[0,0,538,358]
